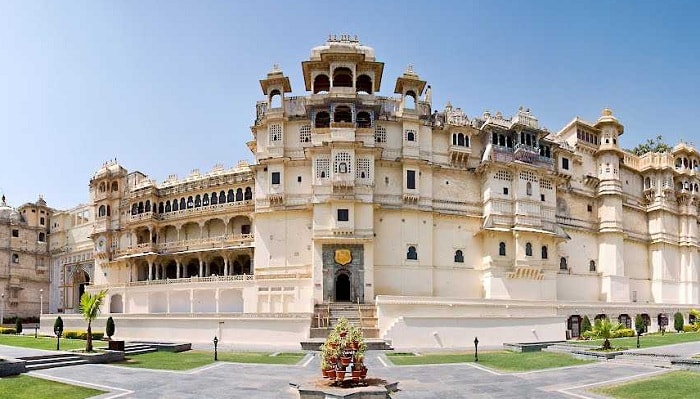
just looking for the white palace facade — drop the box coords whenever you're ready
[41,36,700,348]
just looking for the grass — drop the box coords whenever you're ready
[117,350,306,370]
[0,375,104,399]
[592,371,700,399]
[385,350,592,371]
[569,331,700,349]
[0,334,96,351]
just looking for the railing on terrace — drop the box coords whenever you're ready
[158,201,253,221]
[114,234,254,257]
[92,272,312,289]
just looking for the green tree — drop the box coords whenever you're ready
[582,318,623,350]
[581,316,592,336]
[629,135,672,156]
[674,312,684,333]
[106,316,115,340]
[79,290,107,352]
[15,318,22,335]
[635,314,645,335]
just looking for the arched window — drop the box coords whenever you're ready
[202,194,209,206]
[227,190,235,202]
[356,111,371,128]
[179,198,186,210]
[356,74,372,94]
[644,177,651,189]
[333,67,353,87]
[334,105,352,123]
[589,260,596,272]
[406,130,416,142]
[457,133,465,146]
[404,91,416,109]
[106,205,111,216]
[452,134,457,145]
[98,205,106,217]
[145,200,151,212]
[406,246,418,260]
[172,200,178,211]
[499,242,506,256]
[454,250,464,263]
[269,89,282,108]
[38,232,45,242]
[210,192,218,205]
[244,187,253,200]
[137,202,144,214]
[158,202,164,213]
[315,111,330,128]
[499,135,506,147]
[131,204,138,215]
[313,74,330,93]
[560,257,568,270]
[165,201,171,212]
[219,191,226,204]
[186,196,193,209]
[526,182,532,196]
[194,195,201,207]
[111,181,118,192]
[541,246,548,259]
[464,136,470,147]
[99,182,105,192]
[236,188,243,202]
[595,314,607,322]
[525,242,532,257]
[12,254,19,263]
[618,314,631,329]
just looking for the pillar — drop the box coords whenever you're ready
[148,261,153,280]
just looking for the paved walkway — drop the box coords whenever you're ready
[1,342,699,398]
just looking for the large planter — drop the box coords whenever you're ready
[340,356,352,366]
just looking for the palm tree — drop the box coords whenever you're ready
[79,290,107,352]
[583,318,623,350]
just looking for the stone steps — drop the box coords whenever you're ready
[124,344,158,355]
[18,354,88,371]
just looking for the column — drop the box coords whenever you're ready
[199,258,203,277]
[176,259,181,279]
[224,257,229,276]
[148,261,153,280]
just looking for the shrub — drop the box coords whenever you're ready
[674,312,684,333]
[106,316,115,339]
[635,314,645,335]
[612,328,635,338]
[682,325,697,333]
[581,315,592,335]
[0,327,17,334]
[15,319,22,334]
[63,330,104,340]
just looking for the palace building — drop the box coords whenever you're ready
[0,195,51,321]
[42,36,699,348]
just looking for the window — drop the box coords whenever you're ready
[503,187,509,195]
[356,158,371,180]
[525,242,532,257]
[299,125,311,143]
[38,232,45,242]
[337,209,349,222]
[405,129,416,142]
[541,246,548,259]
[589,260,596,272]
[241,224,251,235]
[406,170,416,189]
[587,204,593,212]
[40,217,45,225]
[526,182,532,196]
[560,257,568,270]
[499,242,506,256]
[454,250,464,263]
[562,158,570,170]
[406,246,418,260]
[11,229,19,237]
[297,176,302,183]
[12,253,19,263]
[271,172,281,185]
[540,194,545,202]
[315,158,330,179]
[374,125,386,143]
[269,124,282,143]
[334,152,351,174]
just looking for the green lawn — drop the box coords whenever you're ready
[385,351,592,371]
[0,375,104,399]
[592,371,700,399]
[569,331,700,349]
[117,350,305,370]
[0,334,97,351]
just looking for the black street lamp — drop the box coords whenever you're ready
[474,337,479,362]
[213,336,219,361]
[636,330,641,349]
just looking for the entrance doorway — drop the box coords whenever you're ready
[73,269,90,312]
[335,273,350,301]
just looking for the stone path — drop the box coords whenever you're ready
[1,342,699,398]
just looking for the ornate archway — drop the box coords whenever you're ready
[335,272,351,302]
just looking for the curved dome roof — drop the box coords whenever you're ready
[0,196,21,223]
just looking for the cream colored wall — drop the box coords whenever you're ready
[255,210,312,272]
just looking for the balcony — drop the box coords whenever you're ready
[129,211,161,223]
[159,201,253,221]
[114,234,255,258]
[332,173,354,188]
[92,219,110,234]
[449,145,471,165]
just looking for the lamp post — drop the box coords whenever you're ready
[39,289,43,317]
[636,330,641,349]
[474,337,479,362]
[1,292,4,326]
[213,336,219,361]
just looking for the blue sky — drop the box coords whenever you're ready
[1,1,699,209]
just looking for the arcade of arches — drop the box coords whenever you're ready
[130,252,252,282]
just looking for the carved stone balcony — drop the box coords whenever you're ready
[449,145,471,165]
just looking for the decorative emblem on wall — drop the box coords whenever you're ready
[334,249,352,266]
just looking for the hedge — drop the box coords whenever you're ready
[683,324,699,333]
[63,330,105,340]
[0,327,17,334]
[612,328,636,338]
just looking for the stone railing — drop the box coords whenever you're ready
[114,234,254,257]
[129,212,161,223]
[158,201,253,221]
[92,272,312,289]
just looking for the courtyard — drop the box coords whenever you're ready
[2,340,700,398]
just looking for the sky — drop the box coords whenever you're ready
[1,0,699,210]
